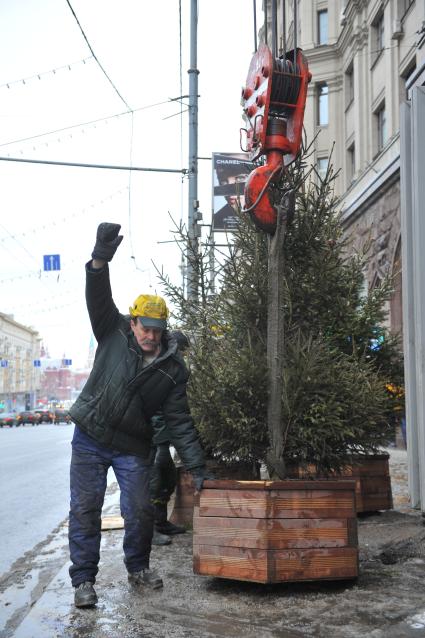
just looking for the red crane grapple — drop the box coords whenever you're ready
[241,44,311,233]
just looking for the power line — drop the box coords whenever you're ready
[65,0,132,112]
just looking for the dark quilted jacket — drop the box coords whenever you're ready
[69,262,204,469]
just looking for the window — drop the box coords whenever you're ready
[318,10,328,45]
[376,104,387,152]
[317,157,329,180]
[347,143,355,183]
[401,61,417,100]
[372,13,385,63]
[345,65,354,107]
[317,84,329,126]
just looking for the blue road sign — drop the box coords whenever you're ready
[43,254,61,271]
[62,359,72,366]
[33,360,41,367]
[1,360,8,367]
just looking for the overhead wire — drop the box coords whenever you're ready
[65,0,132,113]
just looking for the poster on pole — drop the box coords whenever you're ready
[212,153,254,232]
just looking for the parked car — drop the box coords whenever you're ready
[16,410,41,426]
[34,409,54,423]
[0,412,18,428]
[54,409,71,424]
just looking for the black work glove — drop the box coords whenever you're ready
[91,222,123,262]
[190,466,215,492]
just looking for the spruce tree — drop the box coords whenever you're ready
[157,151,404,477]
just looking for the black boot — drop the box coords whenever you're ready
[155,502,186,535]
[156,520,186,535]
[152,529,172,545]
[74,582,98,608]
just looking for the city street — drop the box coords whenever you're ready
[0,422,120,636]
[2,448,425,638]
[0,423,73,577]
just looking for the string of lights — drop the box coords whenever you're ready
[10,297,82,316]
[0,98,183,152]
[0,56,94,90]
[0,187,127,245]
[2,119,114,157]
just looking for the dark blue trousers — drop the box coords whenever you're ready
[69,427,154,587]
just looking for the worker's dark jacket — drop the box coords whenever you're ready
[69,262,204,470]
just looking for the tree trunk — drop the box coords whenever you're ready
[266,199,287,479]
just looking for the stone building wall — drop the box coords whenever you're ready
[343,175,402,336]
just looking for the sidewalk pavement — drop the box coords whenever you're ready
[3,448,425,638]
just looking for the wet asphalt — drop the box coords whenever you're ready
[1,448,425,638]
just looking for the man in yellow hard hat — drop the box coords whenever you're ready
[68,223,207,609]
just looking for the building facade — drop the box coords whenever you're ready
[264,0,425,335]
[37,359,89,407]
[0,312,41,412]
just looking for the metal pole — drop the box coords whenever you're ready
[400,99,420,506]
[282,0,286,58]
[187,0,199,300]
[410,88,425,509]
[253,0,257,52]
[272,0,277,58]
[0,156,185,174]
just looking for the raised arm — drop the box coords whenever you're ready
[86,222,123,342]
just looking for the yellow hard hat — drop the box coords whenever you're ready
[129,294,168,329]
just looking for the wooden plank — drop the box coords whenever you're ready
[199,488,356,519]
[193,544,269,583]
[357,476,391,492]
[203,479,357,491]
[193,544,358,583]
[194,515,352,549]
[358,493,393,512]
[273,547,358,582]
[101,515,124,530]
[286,456,393,513]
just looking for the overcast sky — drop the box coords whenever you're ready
[0,0,261,367]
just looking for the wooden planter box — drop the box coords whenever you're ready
[169,467,196,528]
[193,479,358,584]
[169,461,259,528]
[287,454,393,513]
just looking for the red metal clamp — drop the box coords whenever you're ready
[241,45,311,233]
